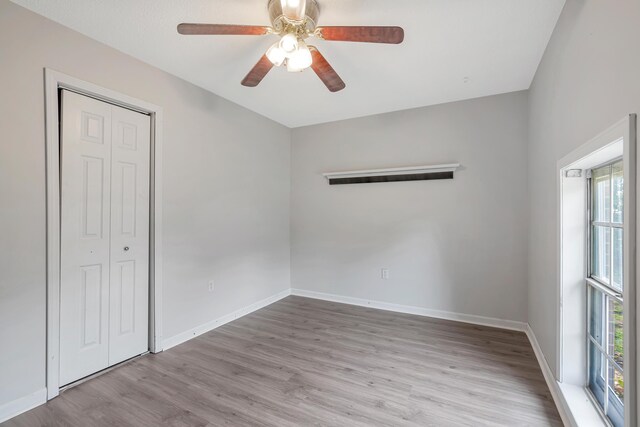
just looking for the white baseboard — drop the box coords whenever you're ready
[0,388,47,424]
[290,288,527,332]
[162,288,291,350]
[525,325,575,427]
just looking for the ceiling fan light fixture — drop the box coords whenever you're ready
[286,41,312,72]
[266,42,286,66]
[279,33,299,55]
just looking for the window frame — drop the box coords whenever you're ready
[587,159,625,293]
[556,115,636,427]
[586,158,625,426]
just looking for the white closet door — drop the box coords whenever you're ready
[60,91,113,385]
[60,90,150,386]
[108,105,150,365]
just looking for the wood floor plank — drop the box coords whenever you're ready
[2,296,562,426]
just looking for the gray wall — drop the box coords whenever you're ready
[0,1,291,407]
[291,91,529,322]
[528,0,640,375]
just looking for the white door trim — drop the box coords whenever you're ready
[44,69,164,400]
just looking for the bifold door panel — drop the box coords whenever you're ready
[108,105,150,365]
[59,90,150,386]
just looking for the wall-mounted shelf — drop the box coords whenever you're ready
[322,163,460,185]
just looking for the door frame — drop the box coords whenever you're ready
[44,69,164,400]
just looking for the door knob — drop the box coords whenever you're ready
[124,246,130,251]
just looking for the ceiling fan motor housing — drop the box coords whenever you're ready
[268,0,320,37]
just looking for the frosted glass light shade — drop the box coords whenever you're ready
[279,34,299,55]
[266,43,286,66]
[287,42,312,72]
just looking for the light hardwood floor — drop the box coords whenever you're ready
[3,296,562,426]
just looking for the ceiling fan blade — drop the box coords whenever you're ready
[317,26,404,44]
[309,47,345,93]
[241,54,274,87]
[177,23,270,36]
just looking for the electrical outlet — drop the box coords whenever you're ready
[381,268,390,280]
[208,281,215,292]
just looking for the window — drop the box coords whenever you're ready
[559,117,636,427]
[587,160,624,427]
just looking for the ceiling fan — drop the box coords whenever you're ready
[177,0,404,92]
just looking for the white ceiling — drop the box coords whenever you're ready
[12,0,564,128]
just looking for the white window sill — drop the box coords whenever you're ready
[558,382,609,427]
